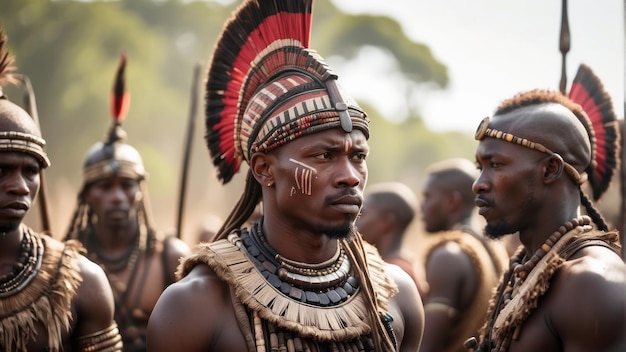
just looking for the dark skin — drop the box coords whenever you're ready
[0,152,116,351]
[357,186,429,299]
[81,176,190,345]
[147,128,424,352]
[473,104,626,351]
[419,165,481,352]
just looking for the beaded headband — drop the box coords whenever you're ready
[0,131,50,168]
[475,116,587,185]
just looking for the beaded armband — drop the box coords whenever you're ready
[76,322,123,352]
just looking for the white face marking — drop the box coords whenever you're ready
[343,135,353,153]
[289,158,316,196]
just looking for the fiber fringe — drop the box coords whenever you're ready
[480,227,620,351]
[178,233,397,344]
[0,234,83,351]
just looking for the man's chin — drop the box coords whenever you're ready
[321,223,355,239]
[0,221,22,234]
[484,221,511,240]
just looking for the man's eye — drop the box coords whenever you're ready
[316,152,332,160]
[353,153,367,161]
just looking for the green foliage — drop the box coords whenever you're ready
[0,0,472,237]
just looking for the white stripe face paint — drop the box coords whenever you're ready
[289,158,317,196]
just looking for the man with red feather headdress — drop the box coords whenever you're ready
[147,0,424,351]
[465,65,626,351]
[63,54,190,352]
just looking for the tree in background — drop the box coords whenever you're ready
[0,0,475,241]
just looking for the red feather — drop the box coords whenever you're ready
[110,53,130,123]
[568,64,620,201]
[205,0,315,184]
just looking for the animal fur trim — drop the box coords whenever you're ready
[178,233,397,342]
[0,233,83,352]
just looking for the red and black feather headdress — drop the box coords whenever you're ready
[107,53,130,145]
[205,0,368,184]
[568,64,620,201]
[82,53,145,186]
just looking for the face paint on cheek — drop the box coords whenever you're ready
[289,158,317,196]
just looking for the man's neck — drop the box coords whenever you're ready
[92,222,139,250]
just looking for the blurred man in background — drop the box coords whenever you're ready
[357,181,429,299]
[0,28,122,352]
[64,55,189,352]
[419,158,508,352]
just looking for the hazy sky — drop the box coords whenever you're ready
[331,0,623,134]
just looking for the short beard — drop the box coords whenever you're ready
[320,222,354,239]
[484,220,510,240]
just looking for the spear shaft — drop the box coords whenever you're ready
[559,0,570,95]
[175,63,203,239]
[621,0,626,259]
[19,74,51,233]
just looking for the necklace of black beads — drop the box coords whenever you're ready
[242,221,360,307]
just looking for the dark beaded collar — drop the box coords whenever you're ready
[241,221,360,307]
[0,228,44,298]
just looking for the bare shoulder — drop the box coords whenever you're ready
[426,241,474,280]
[558,246,626,300]
[385,263,424,352]
[73,254,117,336]
[162,236,191,259]
[161,236,191,268]
[147,263,233,351]
[549,247,626,350]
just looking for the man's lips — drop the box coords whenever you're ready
[106,208,129,219]
[329,194,362,214]
[475,197,491,215]
[0,201,29,217]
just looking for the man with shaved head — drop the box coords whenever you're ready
[468,86,626,351]
[357,182,429,299]
[419,158,508,352]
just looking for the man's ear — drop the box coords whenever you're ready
[250,152,274,186]
[543,154,564,184]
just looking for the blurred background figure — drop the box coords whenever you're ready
[64,54,190,352]
[0,28,122,352]
[357,181,429,299]
[418,158,508,352]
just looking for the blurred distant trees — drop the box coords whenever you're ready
[0,0,476,239]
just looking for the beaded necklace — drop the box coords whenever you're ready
[246,221,360,307]
[0,228,44,298]
[480,216,592,351]
[87,229,143,274]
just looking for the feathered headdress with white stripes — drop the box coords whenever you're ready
[205,0,368,184]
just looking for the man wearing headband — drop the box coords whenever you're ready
[465,69,626,352]
[419,158,508,352]
[0,29,123,352]
[64,55,190,352]
[147,0,424,351]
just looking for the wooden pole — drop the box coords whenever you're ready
[559,0,570,95]
[19,74,51,233]
[175,63,203,239]
[621,0,626,259]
